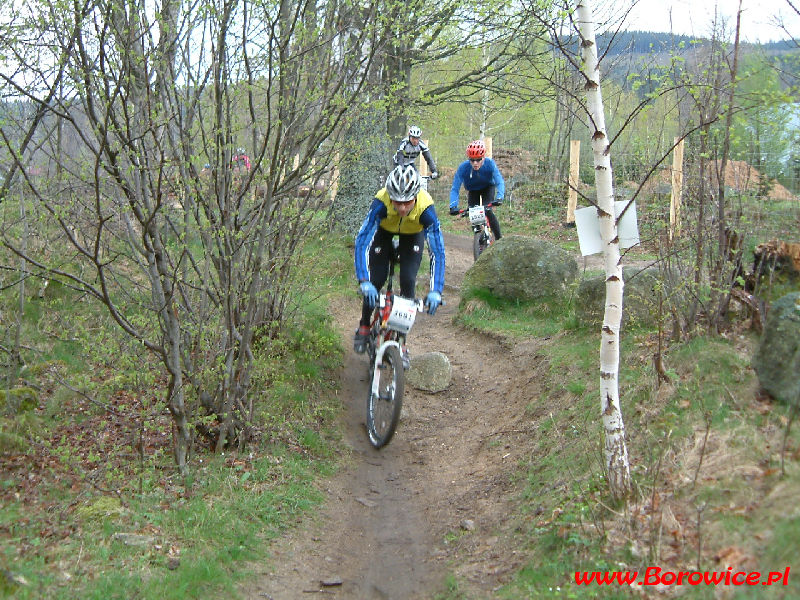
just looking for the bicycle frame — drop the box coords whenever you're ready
[366,264,423,360]
[458,200,499,261]
[362,237,423,448]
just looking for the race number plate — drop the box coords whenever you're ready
[468,204,486,226]
[386,296,418,334]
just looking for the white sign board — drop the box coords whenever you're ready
[574,200,640,256]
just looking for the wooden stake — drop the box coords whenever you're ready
[669,137,684,242]
[566,139,580,225]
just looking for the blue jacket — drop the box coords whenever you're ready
[449,158,505,210]
[354,194,446,294]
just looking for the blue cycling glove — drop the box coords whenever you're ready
[360,281,378,308]
[425,291,442,315]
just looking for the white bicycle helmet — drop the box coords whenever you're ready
[385,164,421,203]
[408,125,421,138]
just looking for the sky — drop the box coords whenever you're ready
[624,0,800,43]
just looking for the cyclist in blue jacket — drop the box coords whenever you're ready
[449,139,504,240]
[353,164,445,366]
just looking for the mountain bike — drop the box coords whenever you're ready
[362,240,426,448]
[456,201,500,261]
[419,172,438,192]
[419,174,431,192]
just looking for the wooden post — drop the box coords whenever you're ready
[419,139,430,176]
[669,137,684,242]
[330,153,340,202]
[566,139,580,225]
[484,136,493,158]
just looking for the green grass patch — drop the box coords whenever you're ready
[456,287,575,338]
[451,258,800,599]
[1,228,352,600]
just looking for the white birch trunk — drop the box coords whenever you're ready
[575,0,631,499]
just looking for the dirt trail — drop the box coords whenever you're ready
[241,233,547,600]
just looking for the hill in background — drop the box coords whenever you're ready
[592,30,800,88]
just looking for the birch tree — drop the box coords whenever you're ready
[575,0,631,499]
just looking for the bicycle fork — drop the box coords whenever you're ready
[370,340,402,396]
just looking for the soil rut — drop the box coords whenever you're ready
[242,234,547,599]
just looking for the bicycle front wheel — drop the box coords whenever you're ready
[473,227,494,261]
[366,345,404,448]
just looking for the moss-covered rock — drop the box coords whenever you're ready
[76,496,126,522]
[575,266,661,328]
[753,292,800,405]
[1,387,39,416]
[463,235,578,301]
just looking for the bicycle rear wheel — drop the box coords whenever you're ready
[473,227,494,261]
[366,345,404,448]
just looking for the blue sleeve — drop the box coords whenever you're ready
[354,199,385,281]
[492,161,505,199]
[420,206,446,294]
[449,163,464,209]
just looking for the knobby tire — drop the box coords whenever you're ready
[366,345,404,448]
[473,226,494,261]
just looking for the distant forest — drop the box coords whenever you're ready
[589,30,800,90]
[596,30,799,57]
[597,30,698,55]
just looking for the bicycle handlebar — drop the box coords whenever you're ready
[377,293,444,313]
[455,202,500,217]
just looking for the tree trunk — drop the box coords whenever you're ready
[575,0,631,500]
[713,1,743,329]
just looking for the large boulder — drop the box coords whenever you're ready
[462,235,578,301]
[407,352,451,393]
[575,266,661,327]
[753,292,800,405]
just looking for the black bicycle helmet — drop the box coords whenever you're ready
[385,164,421,203]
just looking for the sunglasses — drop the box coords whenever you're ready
[469,157,483,163]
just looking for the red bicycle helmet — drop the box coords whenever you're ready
[466,140,485,159]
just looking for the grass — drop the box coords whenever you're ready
[456,287,576,339]
[0,230,353,600]
[439,282,800,599]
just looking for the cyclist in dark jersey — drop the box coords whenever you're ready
[353,164,445,366]
[393,125,439,180]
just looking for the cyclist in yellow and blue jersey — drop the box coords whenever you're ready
[353,164,445,360]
